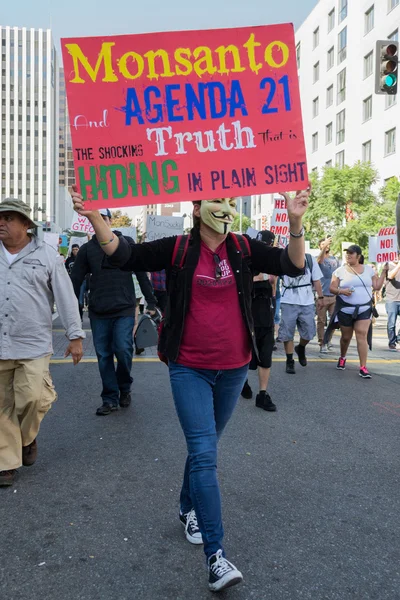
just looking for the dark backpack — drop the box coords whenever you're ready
[157,233,251,364]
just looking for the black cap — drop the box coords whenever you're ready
[346,244,362,255]
[257,230,275,246]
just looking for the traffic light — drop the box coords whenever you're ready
[375,40,398,95]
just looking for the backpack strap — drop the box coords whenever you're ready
[305,253,313,274]
[230,233,251,258]
[171,235,190,270]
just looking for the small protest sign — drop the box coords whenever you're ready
[270,196,289,247]
[71,212,95,235]
[61,24,307,209]
[369,227,398,263]
[146,215,184,241]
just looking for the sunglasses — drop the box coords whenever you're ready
[213,253,222,279]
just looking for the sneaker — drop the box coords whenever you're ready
[241,380,253,400]
[256,392,277,412]
[179,509,203,545]
[96,404,119,416]
[22,439,37,467]
[328,343,334,351]
[359,366,372,379]
[119,391,131,408]
[295,344,307,367]
[208,549,243,592]
[336,357,346,370]
[135,347,145,356]
[320,344,329,354]
[0,470,16,487]
[389,344,397,351]
[286,359,296,375]
[273,344,278,352]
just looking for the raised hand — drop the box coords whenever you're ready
[279,185,310,223]
[70,185,99,220]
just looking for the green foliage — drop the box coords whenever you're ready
[305,164,398,259]
[111,210,132,228]
[231,214,252,233]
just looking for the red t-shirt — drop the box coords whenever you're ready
[177,240,252,370]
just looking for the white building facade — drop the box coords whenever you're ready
[1,26,60,229]
[296,0,400,184]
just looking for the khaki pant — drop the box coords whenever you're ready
[0,355,57,470]
[317,296,336,345]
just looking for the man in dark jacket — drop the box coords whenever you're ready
[71,209,157,415]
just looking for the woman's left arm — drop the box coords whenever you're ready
[372,263,389,291]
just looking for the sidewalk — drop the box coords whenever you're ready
[51,302,397,362]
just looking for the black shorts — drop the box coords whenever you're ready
[337,308,372,328]
[250,326,274,370]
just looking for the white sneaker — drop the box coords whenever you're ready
[320,344,329,354]
[179,509,203,545]
[208,549,243,592]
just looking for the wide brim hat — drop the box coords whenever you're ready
[0,198,39,229]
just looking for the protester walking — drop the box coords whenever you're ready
[241,230,277,412]
[279,252,324,374]
[317,237,339,353]
[327,245,388,378]
[385,253,400,350]
[0,199,84,488]
[70,208,157,415]
[72,186,309,592]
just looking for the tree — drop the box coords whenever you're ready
[111,210,132,228]
[231,214,252,233]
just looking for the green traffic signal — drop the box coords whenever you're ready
[385,73,397,87]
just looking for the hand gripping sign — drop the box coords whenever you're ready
[61,24,307,209]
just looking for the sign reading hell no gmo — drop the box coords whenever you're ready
[61,23,308,209]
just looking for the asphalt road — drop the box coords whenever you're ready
[1,317,400,600]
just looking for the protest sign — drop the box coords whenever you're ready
[71,212,95,234]
[61,24,307,210]
[146,215,184,241]
[58,234,68,248]
[44,233,60,251]
[270,196,289,239]
[369,227,398,263]
[246,227,258,239]
[117,226,137,241]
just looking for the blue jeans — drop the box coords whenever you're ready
[169,361,249,559]
[386,301,400,346]
[90,317,135,406]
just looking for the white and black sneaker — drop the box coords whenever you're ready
[179,509,203,545]
[208,549,243,592]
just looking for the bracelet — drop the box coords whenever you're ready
[318,296,324,299]
[289,227,305,238]
[99,236,115,247]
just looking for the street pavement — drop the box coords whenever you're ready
[1,308,400,600]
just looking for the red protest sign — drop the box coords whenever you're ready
[62,24,307,209]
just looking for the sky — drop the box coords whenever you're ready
[3,0,317,50]
[2,0,318,219]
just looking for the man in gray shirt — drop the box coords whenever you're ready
[0,199,85,487]
[317,237,339,353]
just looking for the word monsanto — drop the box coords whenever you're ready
[62,24,307,209]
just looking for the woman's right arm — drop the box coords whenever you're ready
[71,188,173,272]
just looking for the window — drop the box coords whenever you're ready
[313,62,320,83]
[385,128,396,155]
[312,167,318,174]
[337,68,346,104]
[363,96,373,121]
[386,94,397,108]
[328,8,335,32]
[326,160,333,167]
[312,132,319,152]
[365,6,374,34]
[336,150,345,167]
[388,29,399,41]
[296,43,301,69]
[313,97,319,117]
[388,0,399,12]
[326,84,334,108]
[362,140,372,162]
[313,27,320,49]
[327,46,335,70]
[336,109,345,144]
[326,122,333,144]
[364,51,373,78]
[338,27,347,63]
[339,0,348,22]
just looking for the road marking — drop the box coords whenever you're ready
[50,357,400,365]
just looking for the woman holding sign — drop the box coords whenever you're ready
[71,186,309,592]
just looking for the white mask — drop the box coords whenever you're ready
[200,198,237,235]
